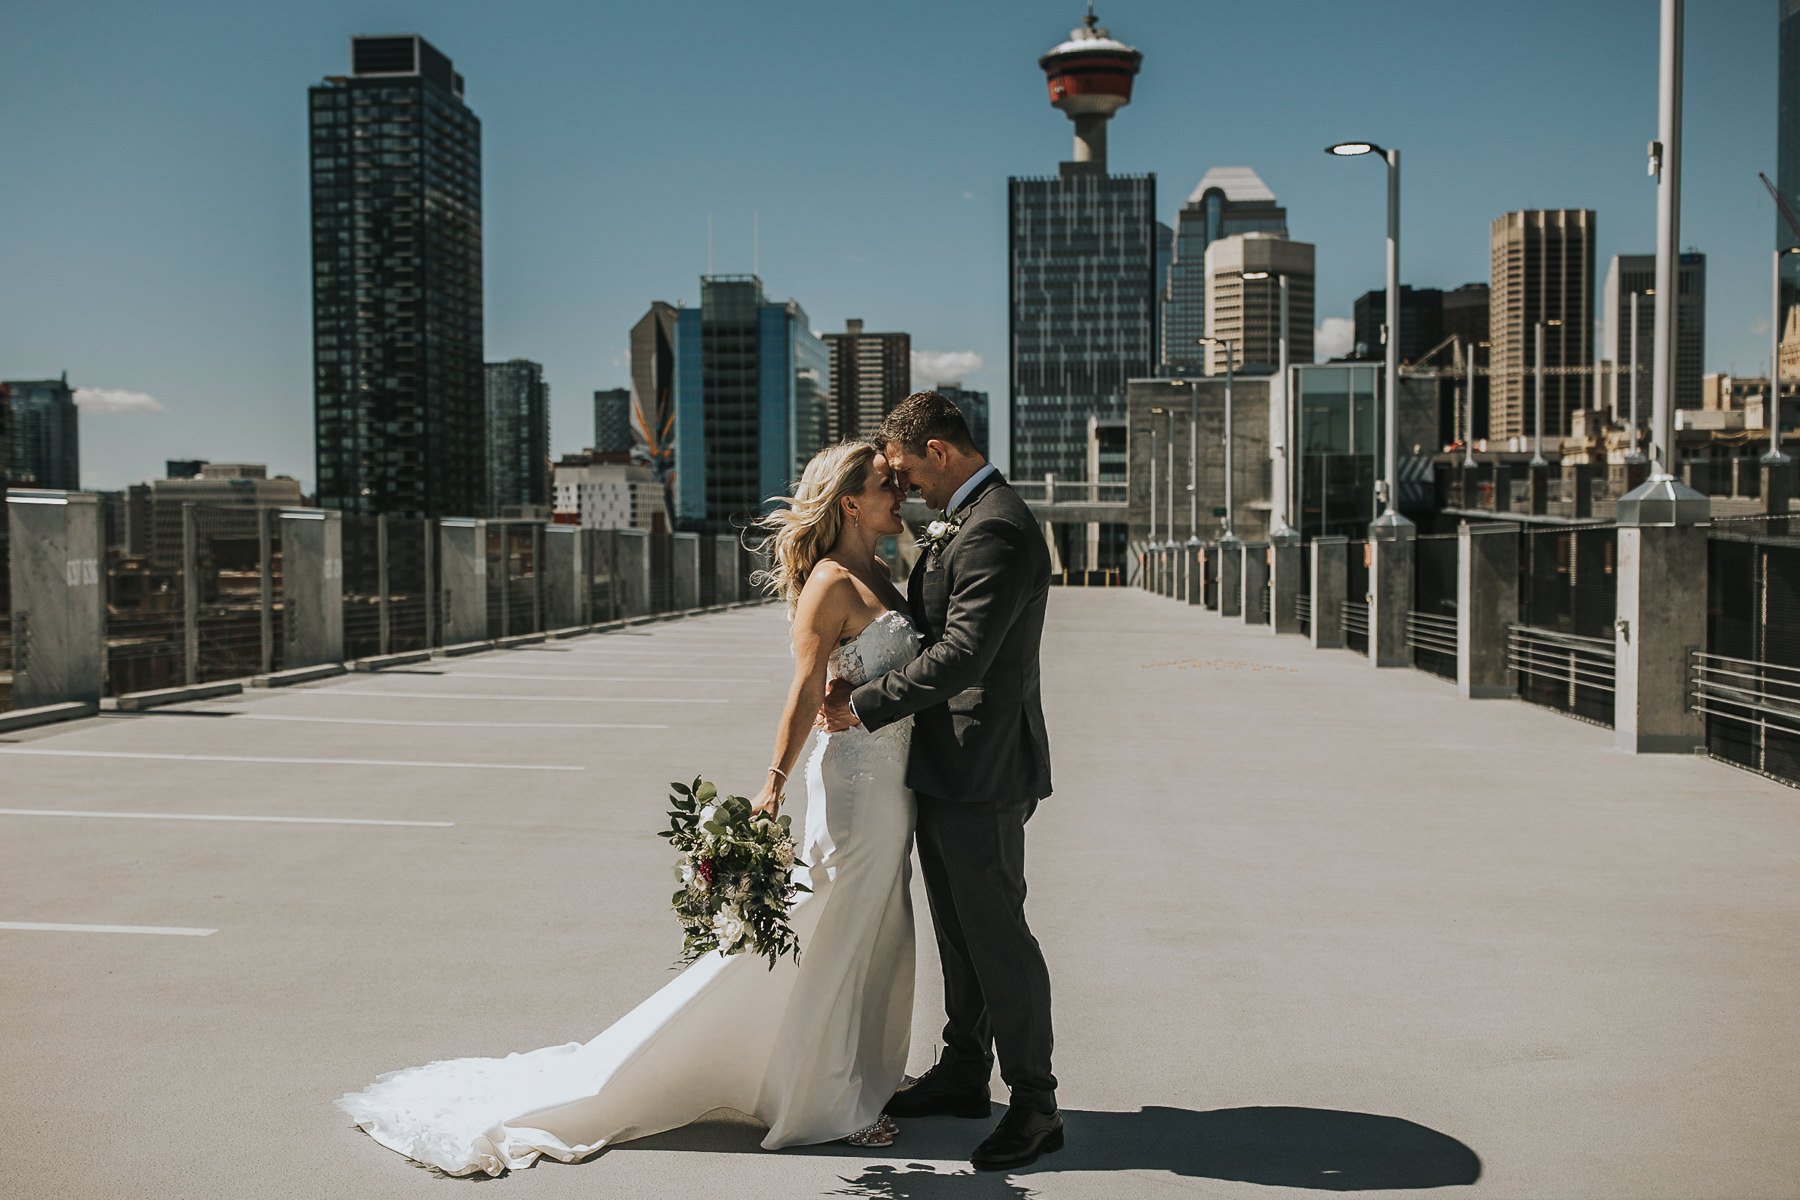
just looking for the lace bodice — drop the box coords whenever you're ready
[827,610,922,688]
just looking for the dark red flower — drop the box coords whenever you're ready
[696,858,715,885]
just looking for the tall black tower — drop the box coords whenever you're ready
[310,35,484,518]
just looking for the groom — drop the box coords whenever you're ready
[820,391,1059,1171]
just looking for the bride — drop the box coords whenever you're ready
[335,441,922,1175]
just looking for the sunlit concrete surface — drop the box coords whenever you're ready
[1,594,1794,1199]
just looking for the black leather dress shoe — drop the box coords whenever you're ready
[970,1104,1064,1171]
[886,1063,992,1119]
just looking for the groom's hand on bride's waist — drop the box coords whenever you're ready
[818,679,862,733]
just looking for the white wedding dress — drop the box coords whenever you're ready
[336,610,922,1176]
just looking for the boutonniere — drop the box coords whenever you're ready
[922,512,966,558]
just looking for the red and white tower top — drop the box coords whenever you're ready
[1037,3,1142,169]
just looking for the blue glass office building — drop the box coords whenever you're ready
[673,276,831,532]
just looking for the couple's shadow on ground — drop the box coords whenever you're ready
[630,1104,1481,1196]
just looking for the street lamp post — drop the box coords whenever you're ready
[1196,336,1238,540]
[1531,318,1562,467]
[1626,291,1649,464]
[1327,141,1409,529]
[1148,411,1161,553]
[1460,338,1478,469]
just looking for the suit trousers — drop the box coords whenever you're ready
[914,791,1057,1113]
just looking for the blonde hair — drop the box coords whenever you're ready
[752,441,879,612]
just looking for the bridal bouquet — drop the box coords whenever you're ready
[660,778,809,970]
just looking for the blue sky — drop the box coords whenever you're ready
[0,0,1780,491]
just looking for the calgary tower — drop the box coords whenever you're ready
[1037,3,1143,170]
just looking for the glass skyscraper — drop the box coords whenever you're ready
[309,35,484,518]
[1008,166,1158,486]
[1162,167,1288,371]
[484,359,550,514]
[1,375,79,490]
[672,277,831,532]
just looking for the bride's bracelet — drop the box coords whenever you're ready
[767,765,789,786]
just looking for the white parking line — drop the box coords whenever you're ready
[440,671,767,684]
[0,748,583,771]
[292,690,728,705]
[0,922,216,937]
[561,649,792,660]
[227,714,670,731]
[0,808,454,828]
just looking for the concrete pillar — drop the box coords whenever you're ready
[1185,542,1205,606]
[6,489,104,708]
[1490,463,1512,513]
[422,519,437,648]
[1527,463,1551,515]
[1241,542,1270,626]
[1218,536,1244,617]
[530,524,545,633]
[1310,535,1347,649]
[1457,522,1518,699]
[1269,535,1302,634]
[612,528,651,617]
[542,525,584,630]
[1456,465,1482,510]
[1569,463,1595,520]
[714,534,740,603]
[1765,458,1795,515]
[279,508,344,669]
[1369,519,1416,668]
[1614,523,1707,753]
[437,517,488,645]
[672,532,701,611]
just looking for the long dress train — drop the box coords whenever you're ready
[335,610,921,1176]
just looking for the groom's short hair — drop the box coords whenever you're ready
[878,392,978,456]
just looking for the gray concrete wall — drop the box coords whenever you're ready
[671,533,701,612]
[1369,525,1415,668]
[279,509,344,668]
[1310,535,1347,649]
[437,519,488,645]
[6,490,104,708]
[1218,537,1244,617]
[612,529,651,617]
[1458,522,1518,699]
[541,525,584,630]
[1242,543,1270,626]
[713,535,742,604]
[1126,377,1273,547]
[1615,524,1707,753]
[1270,539,1302,634]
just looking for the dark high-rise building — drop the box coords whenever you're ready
[937,383,991,457]
[1441,283,1491,349]
[1012,10,1156,489]
[593,387,632,455]
[1490,209,1596,442]
[3,374,79,489]
[310,34,484,518]
[1602,253,1706,415]
[1163,167,1288,370]
[823,320,911,442]
[1780,2,1800,335]
[484,359,550,514]
[1352,286,1444,365]
[672,276,831,531]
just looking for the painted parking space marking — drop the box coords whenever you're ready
[0,748,583,771]
[0,808,454,828]
[225,714,670,731]
[0,922,216,937]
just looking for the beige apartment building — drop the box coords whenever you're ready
[1200,232,1315,376]
[1490,209,1596,443]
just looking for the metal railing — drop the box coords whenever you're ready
[1406,612,1458,681]
[1341,600,1369,655]
[1508,624,1615,727]
[1008,479,1129,506]
[1295,592,1312,636]
[1692,651,1800,787]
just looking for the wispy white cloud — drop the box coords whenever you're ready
[74,387,164,415]
[1314,317,1355,362]
[1751,317,1772,337]
[912,349,983,386]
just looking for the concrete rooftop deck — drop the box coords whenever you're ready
[1,592,1795,1200]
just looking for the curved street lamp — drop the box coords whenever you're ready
[1197,336,1239,543]
[1326,141,1410,530]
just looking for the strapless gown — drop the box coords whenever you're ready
[334,610,922,1176]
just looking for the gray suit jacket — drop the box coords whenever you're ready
[851,471,1053,805]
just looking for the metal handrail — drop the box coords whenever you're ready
[1405,611,1458,655]
[1507,623,1617,694]
[1506,623,1614,652]
[1693,650,1800,680]
[1691,652,1800,730]
[1341,601,1370,635]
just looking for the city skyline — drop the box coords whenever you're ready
[0,0,1784,492]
